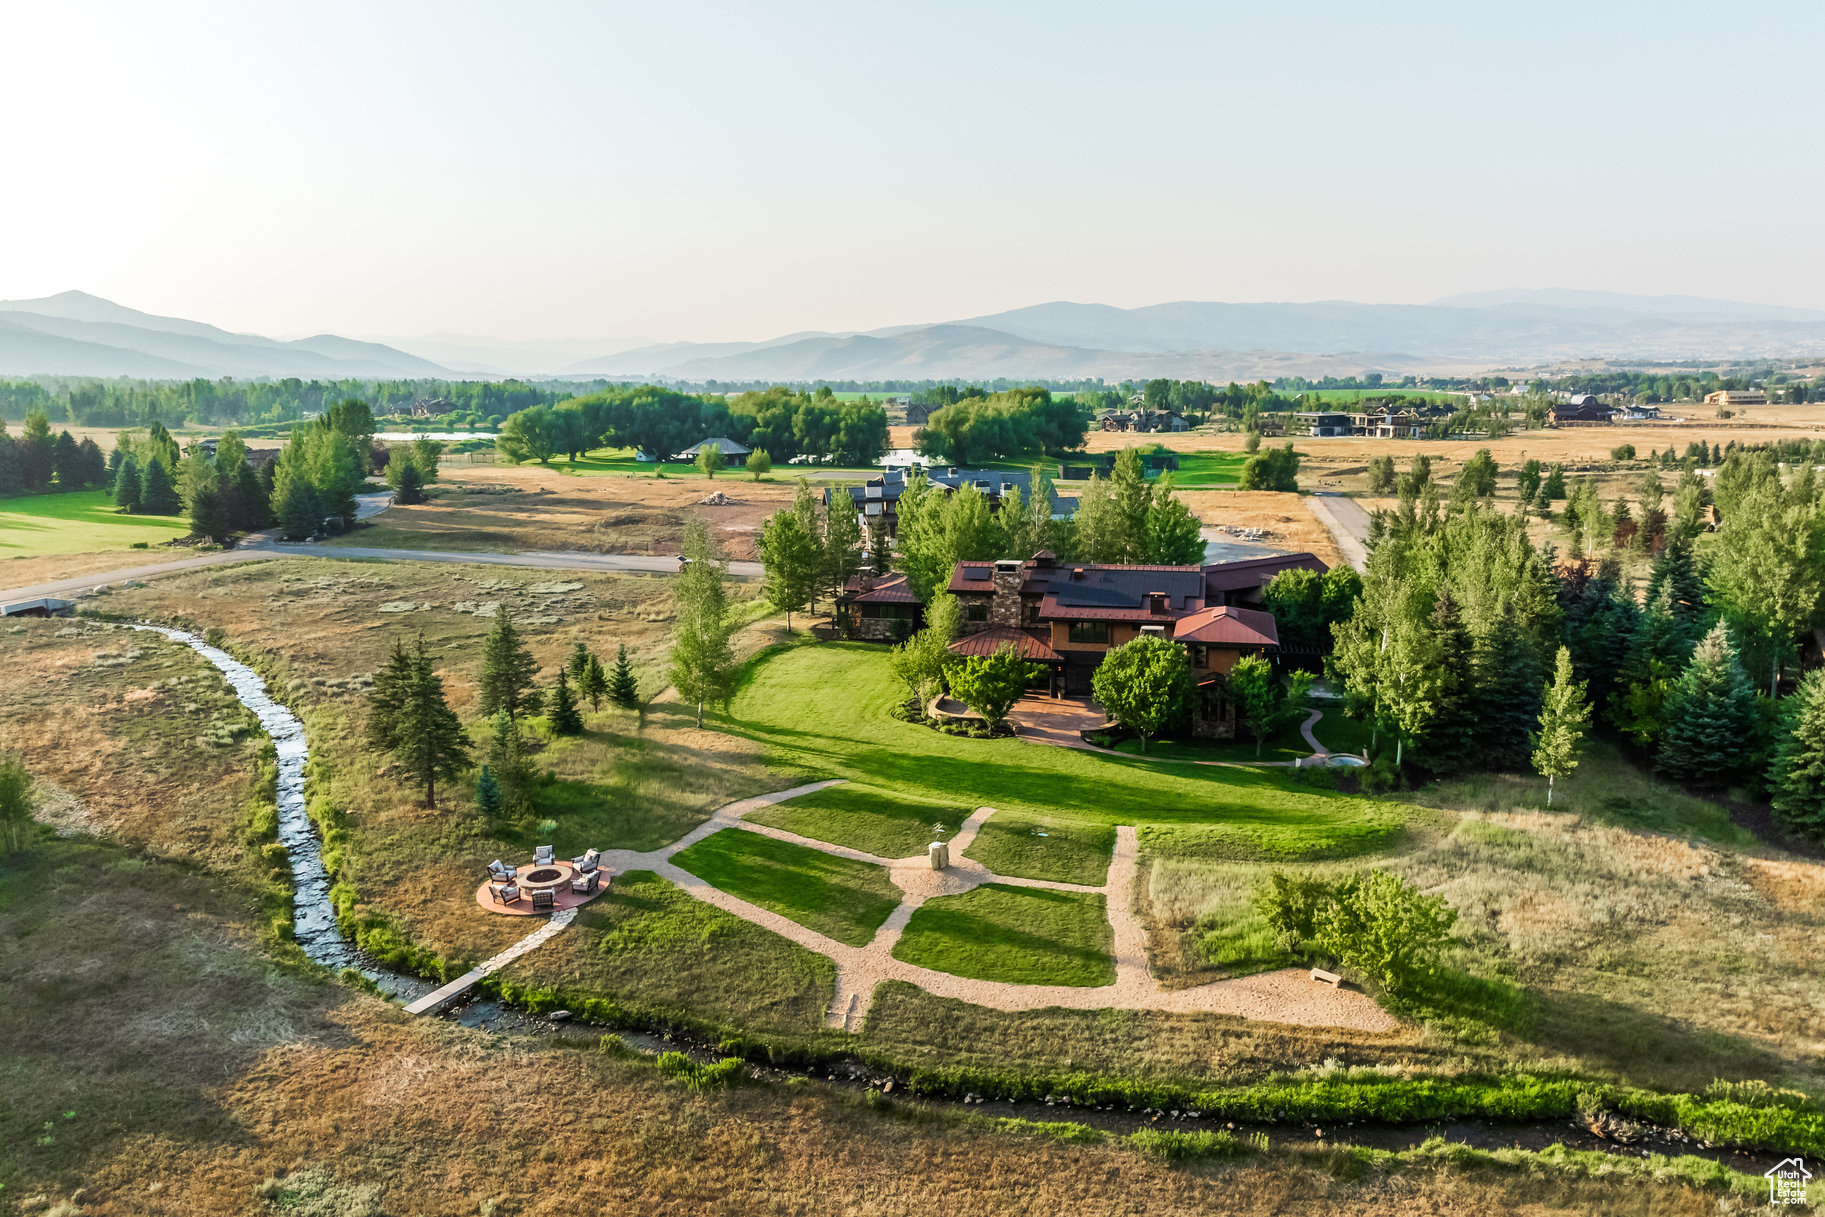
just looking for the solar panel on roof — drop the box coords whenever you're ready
[963,568,991,581]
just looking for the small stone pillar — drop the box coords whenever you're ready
[927,840,949,870]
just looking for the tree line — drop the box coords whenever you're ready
[0,408,108,497]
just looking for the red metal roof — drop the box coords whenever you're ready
[1202,552,1327,593]
[840,572,918,604]
[1172,605,1280,648]
[946,627,1063,663]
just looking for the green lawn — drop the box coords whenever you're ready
[1309,709,1375,755]
[532,446,880,480]
[1108,721,1309,764]
[746,782,968,859]
[0,490,188,558]
[669,827,901,946]
[1166,452,1248,487]
[723,642,1406,861]
[962,815,1114,885]
[892,884,1114,986]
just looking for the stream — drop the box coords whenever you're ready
[139,621,1798,1173]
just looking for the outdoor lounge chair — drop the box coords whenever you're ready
[571,848,600,874]
[490,882,522,905]
[534,845,554,866]
[570,870,600,896]
[531,888,555,911]
[488,859,517,881]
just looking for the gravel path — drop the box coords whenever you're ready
[591,781,1399,1035]
[1305,492,1371,572]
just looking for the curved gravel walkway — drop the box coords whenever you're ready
[592,781,1398,1034]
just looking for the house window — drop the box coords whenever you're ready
[965,602,989,623]
[1025,601,1041,625]
[1191,644,1209,668]
[1068,621,1110,644]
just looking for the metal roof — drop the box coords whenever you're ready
[946,627,1063,663]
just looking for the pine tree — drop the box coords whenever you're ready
[1143,474,1206,565]
[474,765,504,822]
[395,462,425,505]
[866,513,893,574]
[486,708,534,818]
[271,464,320,540]
[565,639,592,685]
[580,653,608,710]
[1609,587,1689,750]
[139,457,181,515]
[1656,621,1757,788]
[1472,612,1545,771]
[385,642,470,807]
[820,487,865,607]
[1644,533,1706,641]
[1532,645,1591,807]
[0,428,19,499]
[608,644,638,709]
[477,607,539,718]
[113,454,143,513]
[1768,669,1825,840]
[671,517,735,726]
[364,639,417,753]
[550,669,583,735]
[1416,591,1477,777]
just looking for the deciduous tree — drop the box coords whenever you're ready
[1531,646,1590,807]
[1091,634,1193,752]
[670,517,736,726]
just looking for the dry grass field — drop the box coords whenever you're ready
[335,465,799,561]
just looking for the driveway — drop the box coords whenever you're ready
[1304,492,1371,572]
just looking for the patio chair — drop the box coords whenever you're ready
[572,848,600,874]
[534,845,554,866]
[491,882,522,906]
[531,888,555,911]
[488,859,517,881]
[570,870,600,896]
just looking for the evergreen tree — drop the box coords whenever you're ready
[113,454,143,513]
[0,426,18,499]
[1657,621,1757,788]
[820,486,865,606]
[757,506,819,630]
[866,513,893,574]
[139,456,181,515]
[474,765,504,821]
[1415,591,1477,776]
[1610,587,1689,751]
[271,465,321,540]
[395,462,425,505]
[670,517,735,726]
[580,653,609,710]
[1768,669,1825,839]
[486,708,535,818]
[384,642,470,807]
[477,607,539,719]
[1532,645,1591,807]
[608,644,638,709]
[565,639,593,685]
[365,639,418,753]
[1644,533,1706,640]
[1472,611,1545,771]
[1109,448,1153,561]
[17,408,53,491]
[549,669,583,735]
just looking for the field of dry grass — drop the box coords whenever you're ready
[1182,490,1344,566]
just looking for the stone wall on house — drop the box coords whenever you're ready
[989,569,1026,628]
[1191,690,1238,739]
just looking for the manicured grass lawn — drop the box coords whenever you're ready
[1108,721,1309,764]
[537,869,836,1032]
[892,884,1114,986]
[670,828,901,946]
[723,643,1406,861]
[962,815,1114,885]
[1166,452,1248,487]
[746,782,969,859]
[0,490,188,558]
[1309,709,1375,755]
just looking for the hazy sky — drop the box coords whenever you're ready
[4,2,1821,343]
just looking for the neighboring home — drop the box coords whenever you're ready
[1349,409,1423,438]
[834,571,923,641]
[410,396,458,417]
[941,550,1324,735]
[1549,395,1611,427]
[1202,552,1328,610]
[828,467,1074,540]
[905,400,937,426]
[674,436,751,465]
[1099,409,1187,433]
[1292,412,1353,437]
[1703,389,1766,408]
[1612,403,1662,420]
[183,437,279,468]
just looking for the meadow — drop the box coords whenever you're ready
[0,489,188,559]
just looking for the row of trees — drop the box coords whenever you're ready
[757,480,864,629]
[914,387,1088,465]
[498,384,890,468]
[0,409,108,497]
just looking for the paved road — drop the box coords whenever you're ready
[1304,492,1372,572]
[0,490,763,604]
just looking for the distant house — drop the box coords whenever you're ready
[941,550,1324,735]
[1099,409,1186,433]
[1613,403,1662,420]
[1293,412,1354,437]
[1703,389,1766,408]
[905,401,937,426]
[1349,410,1422,438]
[1550,396,1611,427]
[828,467,1074,540]
[410,396,458,418]
[674,436,751,465]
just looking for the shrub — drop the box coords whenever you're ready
[1130,1128,1253,1162]
[1254,869,1457,996]
[656,1051,747,1093]
[1611,443,1637,461]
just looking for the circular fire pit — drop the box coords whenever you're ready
[520,865,568,889]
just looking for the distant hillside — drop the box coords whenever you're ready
[0,291,451,379]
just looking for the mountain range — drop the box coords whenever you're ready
[3,288,1824,383]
